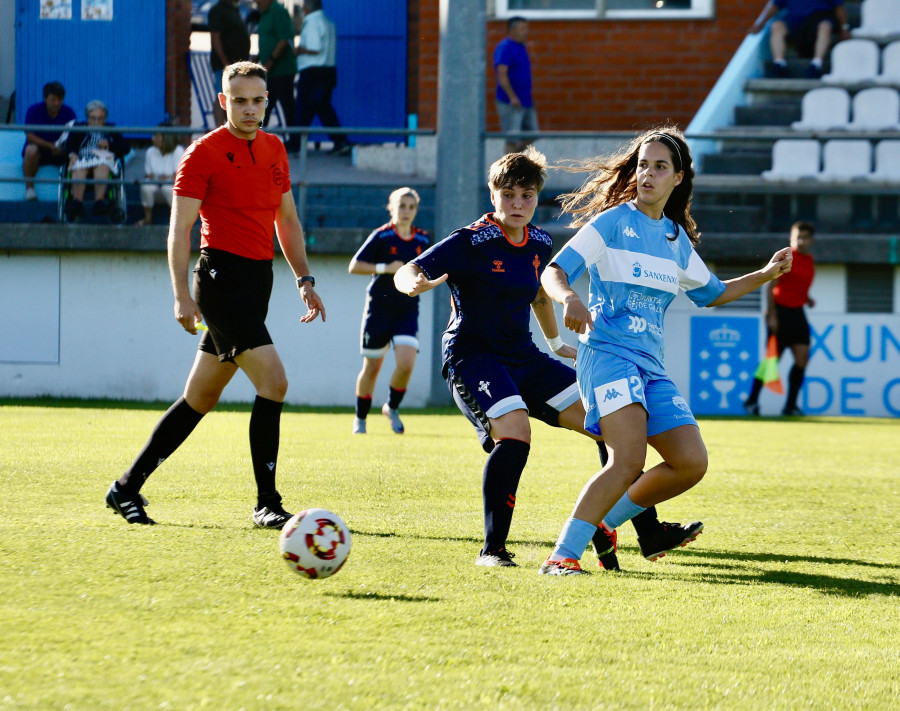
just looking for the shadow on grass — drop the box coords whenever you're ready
[323,590,441,603]
[651,545,899,571]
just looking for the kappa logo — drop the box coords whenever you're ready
[225,152,235,163]
[628,315,647,333]
[632,261,642,278]
[623,226,639,239]
[602,388,622,402]
[478,380,492,397]
[492,260,505,273]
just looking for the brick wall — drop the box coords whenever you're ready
[166,0,193,126]
[414,1,759,131]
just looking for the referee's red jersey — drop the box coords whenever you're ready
[773,249,814,308]
[174,126,291,261]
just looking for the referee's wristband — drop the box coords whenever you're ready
[546,335,565,353]
[375,263,387,274]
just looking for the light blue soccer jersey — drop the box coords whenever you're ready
[551,201,726,378]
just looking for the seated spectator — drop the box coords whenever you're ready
[750,0,851,79]
[22,81,76,201]
[136,128,185,226]
[63,100,130,222]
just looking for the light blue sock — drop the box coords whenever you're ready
[552,517,597,561]
[602,491,646,530]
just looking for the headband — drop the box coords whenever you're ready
[648,133,683,169]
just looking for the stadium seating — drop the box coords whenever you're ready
[822,39,881,84]
[791,88,851,130]
[852,0,900,41]
[870,140,900,181]
[847,87,900,130]
[817,140,873,182]
[875,41,900,85]
[761,140,821,181]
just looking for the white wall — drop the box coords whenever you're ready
[0,252,435,407]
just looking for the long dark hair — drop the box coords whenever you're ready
[557,126,700,244]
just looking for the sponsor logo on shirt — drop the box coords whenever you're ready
[628,315,647,333]
[672,396,690,413]
[623,226,639,239]
[532,254,541,281]
[478,380,492,398]
[271,164,283,186]
[627,291,663,314]
[492,260,505,273]
[632,261,642,278]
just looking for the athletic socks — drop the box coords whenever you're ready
[249,395,284,504]
[355,394,373,419]
[388,387,406,410]
[602,490,647,530]
[482,438,530,553]
[117,397,204,494]
[550,517,597,561]
[786,365,805,410]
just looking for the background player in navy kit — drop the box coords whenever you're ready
[104,62,325,529]
[538,128,792,575]
[348,188,429,434]
[393,148,688,570]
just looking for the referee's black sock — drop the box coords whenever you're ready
[388,387,406,410]
[117,397,204,494]
[250,395,283,506]
[785,365,806,411]
[482,438,530,554]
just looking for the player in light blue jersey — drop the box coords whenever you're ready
[538,127,793,575]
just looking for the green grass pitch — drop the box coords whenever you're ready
[1,400,897,709]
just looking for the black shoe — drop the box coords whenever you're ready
[252,502,294,528]
[769,62,789,78]
[92,198,109,216]
[105,481,156,524]
[329,143,351,156]
[744,401,760,416]
[475,547,517,567]
[638,521,703,561]
[782,405,804,416]
[65,199,85,222]
[591,523,620,570]
[804,63,822,79]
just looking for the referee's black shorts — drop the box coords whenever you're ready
[774,303,810,350]
[193,248,274,363]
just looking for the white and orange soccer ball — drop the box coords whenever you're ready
[279,508,351,580]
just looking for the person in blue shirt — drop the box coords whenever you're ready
[348,187,430,435]
[537,128,793,575]
[494,17,537,154]
[393,148,694,570]
[22,81,76,201]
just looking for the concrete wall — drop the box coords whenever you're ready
[1,255,898,417]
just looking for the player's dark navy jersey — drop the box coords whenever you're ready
[353,222,430,312]
[412,213,555,360]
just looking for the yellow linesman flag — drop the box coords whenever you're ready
[754,334,783,394]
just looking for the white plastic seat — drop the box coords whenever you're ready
[817,140,873,182]
[875,41,900,85]
[822,39,881,84]
[762,140,821,181]
[869,140,900,181]
[852,0,900,41]
[791,88,851,130]
[848,87,900,130]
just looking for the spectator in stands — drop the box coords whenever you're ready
[256,0,300,153]
[494,16,537,154]
[209,0,251,126]
[22,81,76,201]
[136,127,185,227]
[63,100,130,222]
[750,0,851,79]
[294,0,350,155]
[744,221,816,416]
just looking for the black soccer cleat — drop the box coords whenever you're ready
[591,522,620,571]
[475,547,517,567]
[638,520,703,561]
[105,481,156,524]
[252,503,294,529]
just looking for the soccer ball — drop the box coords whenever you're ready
[279,508,351,580]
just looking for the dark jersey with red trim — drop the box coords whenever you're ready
[353,222,430,312]
[173,126,290,261]
[412,213,554,358]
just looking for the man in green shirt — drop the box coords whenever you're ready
[256,0,299,152]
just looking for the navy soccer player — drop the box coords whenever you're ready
[394,148,691,570]
[348,188,429,434]
[538,128,792,575]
